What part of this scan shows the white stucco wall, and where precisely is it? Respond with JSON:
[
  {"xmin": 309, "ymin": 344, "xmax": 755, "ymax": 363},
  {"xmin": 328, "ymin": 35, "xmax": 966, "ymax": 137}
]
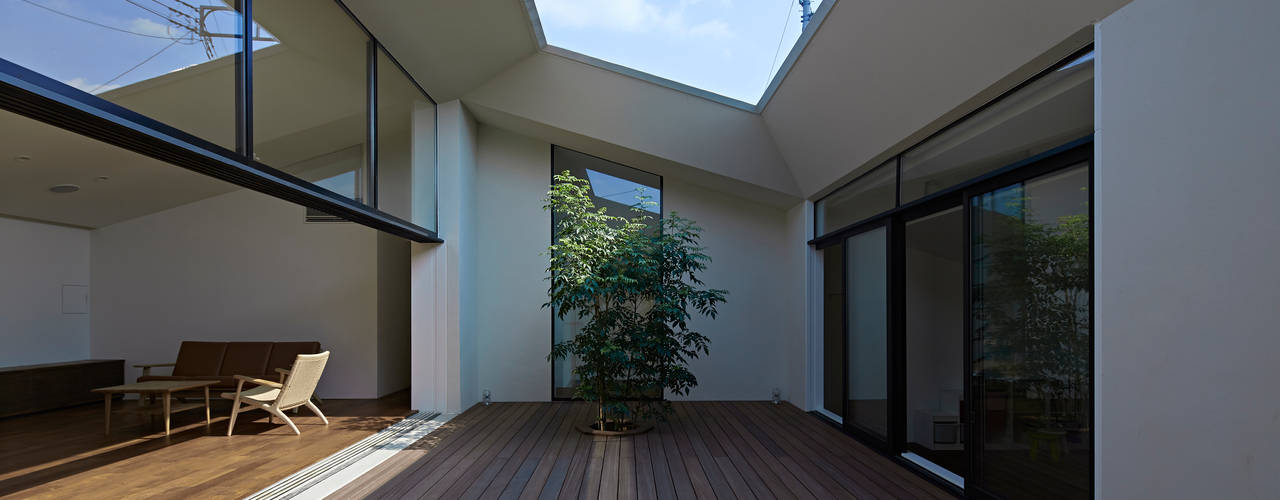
[
  {"xmin": 467, "ymin": 123, "xmax": 801, "ymax": 402},
  {"xmin": 0, "ymin": 217, "xmax": 91, "ymax": 367},
  {"xmin": 90, "ymin": 188, "xmax": 388, "ymax": 399},
  {"xmin": 662, "ymin": 180, "xmax": 795, "ymax": 401},
  {"xmin": 1095, "ymin": 0, "xmax": 1280, "ymax": 497},
  {"xmin": 473, "ymin": 124, "xmax": 552, "ymax": 402}
]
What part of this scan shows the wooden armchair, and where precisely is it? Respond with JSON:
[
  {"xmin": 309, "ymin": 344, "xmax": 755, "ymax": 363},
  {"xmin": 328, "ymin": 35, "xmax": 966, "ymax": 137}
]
[{"xmin": 222, "ymin": 351, "xmax": 330, "ymax": 436}]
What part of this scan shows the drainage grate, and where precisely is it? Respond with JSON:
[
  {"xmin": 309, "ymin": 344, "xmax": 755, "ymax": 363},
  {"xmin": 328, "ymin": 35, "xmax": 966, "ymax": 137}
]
[{"xmin": 245, "ymin": 410, "xmax": 441, "ymax": 500}]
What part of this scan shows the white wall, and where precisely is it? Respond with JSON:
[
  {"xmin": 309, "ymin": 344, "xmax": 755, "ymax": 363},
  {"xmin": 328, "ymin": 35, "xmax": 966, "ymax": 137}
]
[
  {"xmin": 783, "ymin": 202, "xmax": 811, "ymax": 408},
  {"xmin": 91, "ymin": 188, "xmax": 388, "ymax": 399},
  {"xmin": 466, "ymin": 123, "xmax": 802, "ymax": 403},
  {"xmin": 0, "ymin": 217, "xmax": 90, "ymax": 367},
  {"xmin": 473, "ymin": 124, "xmax": 552, "ymax": 402},
  {"xmin": 1095, "ymin": 0, "xmax": 1280, "ymax": 497},
  {"xmin": 411, "ymin": 99, "xmax": 479, "ymax": 413},
  {"xmin": 663, "ymin": 181, "xmax": 795, "ymax": 401}
]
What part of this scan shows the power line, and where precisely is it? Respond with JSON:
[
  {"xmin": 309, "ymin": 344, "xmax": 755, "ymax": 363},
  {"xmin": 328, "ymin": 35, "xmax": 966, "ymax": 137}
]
[
  {"xmin": 18, "ymin": 0, "xmax": 184, "ymax": 40},
  {"xmin": 89, "ymin": 36, "xmax": 185, "ymax": 93},
  {"xmin": 765, "ymin": 0, "xmax": 797, "ymax": 87}
]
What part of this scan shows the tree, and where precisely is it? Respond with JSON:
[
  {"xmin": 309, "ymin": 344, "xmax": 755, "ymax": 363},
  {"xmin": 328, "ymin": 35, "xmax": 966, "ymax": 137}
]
[{"xmin": 544, "ymin": 171, "xmax": 727, "ymax": 432}]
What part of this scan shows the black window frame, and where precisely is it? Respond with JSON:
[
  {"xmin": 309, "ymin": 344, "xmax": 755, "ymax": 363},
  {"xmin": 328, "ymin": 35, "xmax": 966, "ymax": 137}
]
[
  {"xmin": 0, "ymin": 0, "xmax": 441, "ymax": 242},
  {"xmin": 809, "ymin": 44, "xmax": 1097, "ymax": 499},
  {"xmin": 548, "ymin": 145, "xmax": 665, "ymax": 402}
]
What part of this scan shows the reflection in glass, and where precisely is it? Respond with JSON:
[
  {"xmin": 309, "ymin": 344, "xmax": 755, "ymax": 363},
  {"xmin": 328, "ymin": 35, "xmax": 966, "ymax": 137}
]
[
  {"xmin": 971, "ymin": 165, "xmax": 1091, "ymax": 499},
  {"xmin": 816, "ymin": 159, "xmax": 896, "ymax": 236},
  {"xmin": 846, "ymin": 226, "xmax": 887, "ymax": 438},
  {"xmin": 821, "ymin": 242, "xmax": 845, "ymax": 418},
  {"xmin": 252, "ymin": 0, "xmax": 368, "ymax": 203},
  {"xmin": 903, "ymin": 207, "xmax": 965, "ymax": 483},
  {"xmin": 376, "ymin": 49, "xmax": 436, "ymax": 230},
  {"xmin": 1, "ymin": 0, "xmax": 247, "ymax": 149},
  {"xmin": 901, "ymin": 52, "xmax": 1094, "ymax": 203},
  {"xmin": 551, "ymin": 147, "xmax": 661, "ymax": 399}
]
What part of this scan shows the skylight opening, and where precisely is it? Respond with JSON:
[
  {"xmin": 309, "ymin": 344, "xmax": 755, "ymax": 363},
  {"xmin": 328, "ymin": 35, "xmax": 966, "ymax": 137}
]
[
  {"xmin": 586, "ymin": 169, "xmax": 660, "ymax": 213},
  {"xmin": 532, "ymin": 0, "xmax": 826, "ymax": 105}
]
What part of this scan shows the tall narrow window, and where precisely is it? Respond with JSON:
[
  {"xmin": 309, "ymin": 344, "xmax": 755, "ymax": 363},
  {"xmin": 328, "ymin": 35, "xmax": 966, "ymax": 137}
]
[
  {"xmin": 550, "ymin": 146, "xmax": 661, "ymax": 399},
  {"xmin": 376, "ymin": 48, "xmax": 437, "ymax": 231}
]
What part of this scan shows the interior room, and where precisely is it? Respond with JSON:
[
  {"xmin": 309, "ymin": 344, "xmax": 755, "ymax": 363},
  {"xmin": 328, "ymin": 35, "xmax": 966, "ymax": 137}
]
[{"xmin": 0, "ymin": 109, "xmax": 412, "ymax": 498}]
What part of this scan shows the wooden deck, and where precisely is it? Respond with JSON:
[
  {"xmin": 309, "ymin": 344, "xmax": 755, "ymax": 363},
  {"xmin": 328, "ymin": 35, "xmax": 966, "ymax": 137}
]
[
  {"xmin": 332, "ymin": 401, "xmax": 951, "ymax": 499},
  {"xmin": 0, "ymin": 391, "xmax": 411, "ymax": 499}
]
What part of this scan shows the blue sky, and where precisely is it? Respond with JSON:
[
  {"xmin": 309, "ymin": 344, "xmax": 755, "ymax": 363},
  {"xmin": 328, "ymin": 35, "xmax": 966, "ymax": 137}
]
[
  {"xmin": 534, "ymin": 0, "xmax": 823, "ymax": 104},
  {"xmin": 0, "ymin": 0, "xmax": 246, "ymax": 94}
]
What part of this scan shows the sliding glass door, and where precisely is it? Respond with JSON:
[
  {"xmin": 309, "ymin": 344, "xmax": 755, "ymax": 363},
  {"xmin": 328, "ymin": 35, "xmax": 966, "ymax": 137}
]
[
  {"xmin": 969, "ymin": 163, "xmax": 1091, "ymax": 499},
  {"xmin": 902, "ymin": 206, "xmax": 966, "ymax": 485},
  {"xmin": 846, "ymin": 226, "xmax": 888, "ymax": 439},
  {"xmin": 819, "ymin": 224, "xmax": 889, "ymax": 442}
]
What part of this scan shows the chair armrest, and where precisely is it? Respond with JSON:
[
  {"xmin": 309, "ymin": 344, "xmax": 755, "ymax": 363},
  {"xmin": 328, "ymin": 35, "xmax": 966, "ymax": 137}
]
[
  {"xmin": 275, "ymin": 368, "xmax": 291, "ymax": 383},
  {"xmin": 133, "ymin": 362, "xmax": 176, "ymax": 377},
  {"xmin": 233, "ymin": 374, "xmax": 283, "ymax": 388}
]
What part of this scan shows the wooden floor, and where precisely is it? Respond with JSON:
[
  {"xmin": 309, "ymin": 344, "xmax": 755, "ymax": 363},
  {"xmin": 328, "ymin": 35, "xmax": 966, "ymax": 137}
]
[
  {"xmin": 333, "ymin": 401, "xmax": 951, "ymax": 499},
  {"xmin": 0, "ymin": 391, "xmax": 411, "ymax": 499}
]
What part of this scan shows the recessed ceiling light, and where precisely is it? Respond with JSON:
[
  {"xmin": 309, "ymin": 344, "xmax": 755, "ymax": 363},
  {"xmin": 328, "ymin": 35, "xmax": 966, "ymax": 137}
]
[
  {"xmin": 49, "ymin": 184, "xmax": 80, "ymax": 193},
  {"xmin": 95, "ymin": 176, "xmax": 110, "ymax": 182},
  {"xmin": 13, "ymin": 155, "xmax": 31, "ymax": 161}
]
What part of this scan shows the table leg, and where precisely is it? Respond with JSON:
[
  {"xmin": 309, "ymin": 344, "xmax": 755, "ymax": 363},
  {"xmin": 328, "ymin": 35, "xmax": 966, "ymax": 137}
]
[
  {"xmin": 104, "ymin": 394, "xmax": 112, "ymax": 436},
  {"xmin": 163, "ymin": 392, "xmax": 171, "ymax": 436},
  {"xmin": 204, "ymin": 386, "xmax": 211, "ymax": 426}
]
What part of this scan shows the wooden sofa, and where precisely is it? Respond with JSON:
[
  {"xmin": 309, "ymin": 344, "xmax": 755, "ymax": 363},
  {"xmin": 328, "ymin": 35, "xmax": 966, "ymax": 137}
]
[{"xmin": 135, "ymin": 341, "xmax": 321, "ymax": 393}]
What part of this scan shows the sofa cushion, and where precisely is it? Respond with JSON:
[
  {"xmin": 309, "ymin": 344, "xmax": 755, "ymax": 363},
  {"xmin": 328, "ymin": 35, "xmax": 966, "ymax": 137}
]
[
  {"xmin": 172, "ymin": 342, "xmax": 227, "ymax": 377},
  {"xmin": 219, "ymin": 342, "xmax": 273, "ymax": 378},
  {"xmin": 267, "ymin": 342, "xmax": 322, "ymax": 374}
]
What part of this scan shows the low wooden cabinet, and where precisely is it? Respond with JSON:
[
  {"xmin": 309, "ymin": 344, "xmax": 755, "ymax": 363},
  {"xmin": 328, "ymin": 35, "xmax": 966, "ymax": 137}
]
[{"xmin": 0, "ymin": 359, "xmax": 124, "ymax": 418}]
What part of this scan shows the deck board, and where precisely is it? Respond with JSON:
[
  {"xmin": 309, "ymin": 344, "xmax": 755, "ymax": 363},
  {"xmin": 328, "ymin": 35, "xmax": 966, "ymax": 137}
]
[
  {"xmin": 0, "ymin": 391, "xmax": 412, "ymax": 500},
  {"xmin": 331, "ymin": 401, "xmax": 950, "ymax": 499}
]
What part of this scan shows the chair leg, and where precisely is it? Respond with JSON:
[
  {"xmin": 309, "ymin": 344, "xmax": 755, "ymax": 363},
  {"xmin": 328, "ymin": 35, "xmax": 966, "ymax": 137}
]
[
  {"xmin": 227, "ymin": 401, "xmax": 242, "ymax": 436},
  {"xmin": 305, "ymin": 400, "xmax": 329, "ymax": 425},
  {"xmin": 270, "ymin": 407, "xmax": 300, "ymax": 435}
]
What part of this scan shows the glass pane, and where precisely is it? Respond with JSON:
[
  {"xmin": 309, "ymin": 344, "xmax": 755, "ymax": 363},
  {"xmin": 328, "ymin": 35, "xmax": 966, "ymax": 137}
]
[
  {"xmin": 821, "ymin": 243, "xmax": 845, "ymax": 418},
  {"xmin": 252, "ymin": 0, "xmax": 368, "ymax": 203},
  {"xmin": 551, "ymin": 147, "xmax": 661, "ymax": 399},
  {"xmin": 1, "ymin": 0, "xmax": 242, "ymax": 150},
  {"xmin": 376, "ymin": 49, "xmax": 436, "ymax": 230},
  {"xmin": 816, "ymin": 159, "xmax": 896, "ymax": 236},
  {"xmin": 972, "ymin": 164, "xmax": 1091, "ymax": 499},
  {"xmin": 901, "ymin": 52, "xmax": 1094, "ymax": 203},
  {"xmin": 847, "ymin": 226, "xmax": 888, "ymax": 438},
  {"xmin": 904, "ymin": 206, "xmax": 966, "ymax": 482}
]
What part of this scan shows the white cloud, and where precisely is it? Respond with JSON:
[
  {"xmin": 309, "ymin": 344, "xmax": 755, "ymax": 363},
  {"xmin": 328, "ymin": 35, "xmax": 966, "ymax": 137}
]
[
  {"xmin": 62, "ymin": 77, "xmax": 122, "ymax": 95},
  {"xmin": 537, "ymin": 0, "xmax": 733, "ymax": 39},
  {"xmin": 128, "ymin": 17, "xmax": 173, "ymax": 38}
]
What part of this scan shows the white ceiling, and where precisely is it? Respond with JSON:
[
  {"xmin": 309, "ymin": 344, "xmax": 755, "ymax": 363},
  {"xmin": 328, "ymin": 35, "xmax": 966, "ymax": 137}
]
[
  {"xmin": 342, "ymin": 0, "xmax": 539, "ymax": 103},
  {"xmin": 0, "ymin": 111, "xmax": 233, "ymax": 228},
  {"xmin": 762, "ymin": 0, "xmax": 1132, "ymax": 198}
]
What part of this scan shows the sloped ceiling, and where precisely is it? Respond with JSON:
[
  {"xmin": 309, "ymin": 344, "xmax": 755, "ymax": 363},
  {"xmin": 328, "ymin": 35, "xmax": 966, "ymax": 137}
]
[
  {"xmin": 341, "ymin": 0, "xmax": 539, "ymax": 102},
  {"xmin": 762, "ymin": 0, "xmax": 1132, "ymax": 198},
  {"xmin": 463, "ymin": 52, "xmax": 801, "ymax": 202}
]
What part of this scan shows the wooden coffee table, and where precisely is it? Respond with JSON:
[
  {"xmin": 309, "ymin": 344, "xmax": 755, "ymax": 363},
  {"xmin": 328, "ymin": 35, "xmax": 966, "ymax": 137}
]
[{"xmin": 92, "ymin": 380, "xmax": 218, "ymax": 436}]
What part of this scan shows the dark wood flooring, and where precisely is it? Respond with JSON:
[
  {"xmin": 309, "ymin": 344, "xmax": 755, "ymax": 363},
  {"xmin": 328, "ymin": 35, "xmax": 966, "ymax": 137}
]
[
  {"xmin": 0, "ymin": 391, "xmax": 411, "ymax": 499},
  {"xmin": 332, "ymin": 401, "xmax": 951, "ymax": 499}
]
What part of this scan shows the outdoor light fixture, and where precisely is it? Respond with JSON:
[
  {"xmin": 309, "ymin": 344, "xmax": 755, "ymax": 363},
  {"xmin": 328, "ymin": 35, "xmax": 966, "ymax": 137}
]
[
  {"xmin": 482, "ymin": 389, "xmax": 491, "ymax": 406},
  {"xmin": 772, "ymin": 388, "xmax": 781, "ymax": 405}
]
